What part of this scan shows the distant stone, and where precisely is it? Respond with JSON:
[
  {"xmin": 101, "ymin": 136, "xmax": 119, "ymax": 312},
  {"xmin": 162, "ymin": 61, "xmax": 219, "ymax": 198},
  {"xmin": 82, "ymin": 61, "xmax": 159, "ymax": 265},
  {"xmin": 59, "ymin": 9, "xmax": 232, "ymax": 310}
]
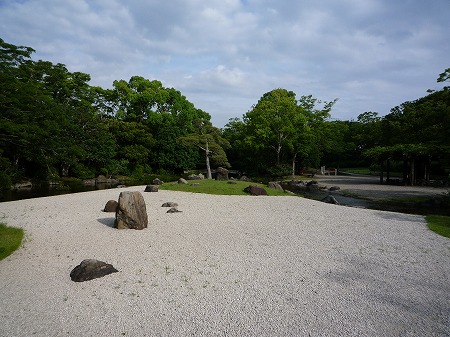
[
  {"xmin": 306, "ymin": 180, "xmax": 318, "ymax": 186},
  {"xmin": 115, "ymin": 191, "xmax": 148, "ymax": 230},
  {"xmin": 103, "ymin": 200, "xmax": 118, "ymax": 212},
  {"xmin": 191, "ymin": 183, "xmax": 200, "ymax": 186},
  {"xmin": 329, "ymin": 186, "xmax": 340, "ymax": 191},
  {"xmin": 96, "ymin": 175, "xmax": 108, "ymax": 183},
  {"xmin": 187, "ymin": 173, "xmax": 204, "ymax": 180},
  {"xmin": 227, "ymin": 181, "xmax": 238, "ymax": 184},
  {"xmin": 240, "ymin": 175, "xmax": 251, "ymax": 182},
  {"xmin": 216, "ymin": 167, "xmax": 229, "ymax": 180},
  {"xmin": 322, "ymin": 195, "xmax": 340, "ymax": 205},
  {"xmin": 13, "ymin": 181, "xmax": 32, "ymax": 189},
  {"xmin": 70, "ymin": 259, "xmax": 118, "ymax": 282},
  {"xmin": 244, "ymin": 185, "xmax": 268, "ymax": 196},
  {"xmin": 144, "ymin": 184, "xmax": 159, "ymax": 192},
  {"xmin": 152, "ymin": 178, "xmax": 164, "ymax": 185},
  {"xmin": 308, "ymin": 184, "xmax": 320, "ymax": 191},
  {"xmin": 268, "ymin": 181, "xmax": 283, "ymax": 191},
  {"xmin": 167, "ymin": 207, "xmax": 182, "ymax": 213},
  {"xmin": 162, "ymin": 202, "xmax": 178, "ymax": 207},
  {"xmin": 178, "ymin": 178, "xmax": 188, "ymax": 184},
  {"xmin": 280, "ymin": 180, "xmax": 307, "ymax": 193}
]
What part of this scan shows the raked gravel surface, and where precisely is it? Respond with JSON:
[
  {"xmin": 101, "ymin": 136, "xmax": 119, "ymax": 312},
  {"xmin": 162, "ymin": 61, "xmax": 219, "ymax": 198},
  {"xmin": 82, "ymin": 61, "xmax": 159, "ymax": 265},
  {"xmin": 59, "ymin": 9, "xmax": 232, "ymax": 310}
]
[{"xmin": 0, "ymin": 186, "xmax": 449, "ymax": 337}]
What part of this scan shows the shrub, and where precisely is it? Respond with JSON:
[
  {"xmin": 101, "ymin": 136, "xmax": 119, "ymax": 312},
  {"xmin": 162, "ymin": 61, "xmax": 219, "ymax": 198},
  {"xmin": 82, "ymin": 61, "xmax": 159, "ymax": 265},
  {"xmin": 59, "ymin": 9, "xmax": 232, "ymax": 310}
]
[{"xmin": 0, "ymin": 172, "xmax": 12, "ymax": 190}]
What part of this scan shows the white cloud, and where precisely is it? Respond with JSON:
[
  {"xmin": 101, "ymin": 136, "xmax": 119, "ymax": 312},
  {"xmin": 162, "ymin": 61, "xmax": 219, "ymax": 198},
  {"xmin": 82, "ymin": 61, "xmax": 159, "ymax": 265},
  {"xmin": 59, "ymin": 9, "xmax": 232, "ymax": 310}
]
[{"xmin": 1, "ymin": 0, "xmax": 449, "ymax": 126}]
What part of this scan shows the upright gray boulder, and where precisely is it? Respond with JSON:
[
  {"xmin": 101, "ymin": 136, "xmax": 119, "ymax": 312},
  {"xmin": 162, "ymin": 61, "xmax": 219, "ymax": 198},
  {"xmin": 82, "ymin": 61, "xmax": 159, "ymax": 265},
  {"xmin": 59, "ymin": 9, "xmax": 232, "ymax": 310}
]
[
  {"xmin": 178, "ymin": 178, "xmax": 188, "ymax": 184},
  {"xmin": 115, "ymin": 191, "xmax": 148, "ymax": 230},
  {"xmin": 268, "ymin": 181, "xmax": 283, "ymax": 191},
  {"xmin": 216, "ymin": 167, "xmax": 229, "ymax": 180},
  {"xmin": 152, "ymin": 178, "xmax": 164, "ymax": 185}
]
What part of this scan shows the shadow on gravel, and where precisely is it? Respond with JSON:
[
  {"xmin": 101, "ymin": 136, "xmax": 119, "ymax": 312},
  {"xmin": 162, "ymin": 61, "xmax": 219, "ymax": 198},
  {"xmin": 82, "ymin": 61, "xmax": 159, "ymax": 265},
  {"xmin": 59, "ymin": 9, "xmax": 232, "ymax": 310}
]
[{"xmin": 97, "ymin": 217, "xmax": 115, "ymax": 228}]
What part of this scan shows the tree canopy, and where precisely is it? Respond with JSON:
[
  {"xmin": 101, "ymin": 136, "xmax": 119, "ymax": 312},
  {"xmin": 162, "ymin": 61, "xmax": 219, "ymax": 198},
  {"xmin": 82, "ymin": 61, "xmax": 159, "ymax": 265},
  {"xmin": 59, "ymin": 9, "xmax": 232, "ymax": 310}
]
[{"xmin": 0, "ymin": 38, "xmax": 448, "ymax": 188}]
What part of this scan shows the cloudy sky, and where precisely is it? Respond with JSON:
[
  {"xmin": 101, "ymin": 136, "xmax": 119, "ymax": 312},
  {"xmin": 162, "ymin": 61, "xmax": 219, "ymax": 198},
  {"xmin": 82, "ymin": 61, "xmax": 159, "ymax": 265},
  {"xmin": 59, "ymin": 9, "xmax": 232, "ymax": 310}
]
[{"xmin": 1, "ymin": 0, "xmax": 449, "ymax": 127}]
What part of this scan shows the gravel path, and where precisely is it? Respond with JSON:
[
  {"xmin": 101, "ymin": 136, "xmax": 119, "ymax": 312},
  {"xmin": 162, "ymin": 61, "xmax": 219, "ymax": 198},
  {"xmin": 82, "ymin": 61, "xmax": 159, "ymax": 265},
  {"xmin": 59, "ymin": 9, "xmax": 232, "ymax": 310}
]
[
  {"xmin": 0, "ymin": 187, "xmax": 449, "ymax": 336},
  {"xmin": 316, "ymin": 175, "xmax": 449, "ymax": 200}
]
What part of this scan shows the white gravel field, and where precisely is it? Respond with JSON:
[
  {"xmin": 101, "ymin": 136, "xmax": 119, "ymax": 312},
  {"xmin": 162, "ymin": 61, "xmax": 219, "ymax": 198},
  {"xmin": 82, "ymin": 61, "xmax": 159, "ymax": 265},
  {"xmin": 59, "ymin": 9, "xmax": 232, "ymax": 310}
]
[{"xmin": 0, "ymin": 187, "xmax": 449, "ymax": 336}]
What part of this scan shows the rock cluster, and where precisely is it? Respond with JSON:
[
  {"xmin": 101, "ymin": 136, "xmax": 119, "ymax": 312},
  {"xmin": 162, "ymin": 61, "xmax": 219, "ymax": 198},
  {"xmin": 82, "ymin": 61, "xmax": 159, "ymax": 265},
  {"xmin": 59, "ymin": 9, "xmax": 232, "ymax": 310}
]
[{"xmin": 187, "ymin": 173, "xmax": 204, "ymax": 180}]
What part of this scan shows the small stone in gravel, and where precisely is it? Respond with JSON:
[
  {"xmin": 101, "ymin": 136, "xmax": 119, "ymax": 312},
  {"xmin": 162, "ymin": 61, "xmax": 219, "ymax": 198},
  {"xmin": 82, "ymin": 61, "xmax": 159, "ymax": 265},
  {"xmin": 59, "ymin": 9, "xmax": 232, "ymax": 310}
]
[
  {"xmin": 144, "ymin": 185, "xmax": 159, "ymax": 192},
  {"xmin": 167, "ymin": 207, "xmax": 182, "ymax": 213},
  {"xmin": 103, "ymin": 200, "xmax": 118, "ymax": 212},
  {"xmin": 162, "ymin": 202, "xmax": 178, "ymax": 207},
  {"xmin": 70, "ymin": 259, "xmax": 118, "ymax": 282}
]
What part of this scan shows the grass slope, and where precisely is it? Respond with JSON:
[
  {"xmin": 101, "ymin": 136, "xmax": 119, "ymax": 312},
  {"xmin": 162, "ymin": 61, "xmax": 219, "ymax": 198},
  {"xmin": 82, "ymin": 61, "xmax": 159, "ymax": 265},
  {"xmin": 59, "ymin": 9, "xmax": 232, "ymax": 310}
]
[
  {"xmin": 159, "ymin": 179, "xmax": 289, "ymax": 196},
  {"xmin": 425, "ymin": 215, "xmax": 450, "ymax": 238},
  {"xmin": 0, "ymin": 223, "xmax": 24, "ymax": 260}
]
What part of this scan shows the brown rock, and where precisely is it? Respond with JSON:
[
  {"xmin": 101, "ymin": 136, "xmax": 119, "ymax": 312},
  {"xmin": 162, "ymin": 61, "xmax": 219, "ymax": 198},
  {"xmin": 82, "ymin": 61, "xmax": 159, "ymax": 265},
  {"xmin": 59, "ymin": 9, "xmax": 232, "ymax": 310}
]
[
  {"xmin": 103, "ymin": 200, "xmax": 118, "ymax": 212},
  {"xmin": 162, "ymin": 202, "xmax": 178, "ymax": 207},
  {"xmin": 152, "ymin": 178, "xmax": 164, "ymax": 185},
  {"xmin": 144, "ymin": 184, "xmax": 159, "ymax": 192},
  {"xmin": 115, "ymin": 191, "xmax": 148, "ymax": 230},
  {"xmin": 244, "ymin": 185, "xmax": 268, "ymax": 196},
  {"xmin": 268, "ymin": 181, "xmax": 283, "ymax": 191},
  {"xmin": 166, "ymin": 207, "xmax": 182, "ymax": 213},
  {"xmin": 216, "ymin": 167, "xmax": 229, "ymax": 180},
  {"xmin": 70, "ymin": 259, "xmax": 118, "ymax": 282}
]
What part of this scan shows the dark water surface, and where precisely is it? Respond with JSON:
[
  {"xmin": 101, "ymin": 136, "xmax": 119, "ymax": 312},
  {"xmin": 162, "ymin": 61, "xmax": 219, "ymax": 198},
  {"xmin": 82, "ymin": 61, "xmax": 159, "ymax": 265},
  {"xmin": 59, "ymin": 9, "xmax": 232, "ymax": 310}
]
[{"xmin": 0, "ymin": 181, "xmax": 133, "ymax": 203}]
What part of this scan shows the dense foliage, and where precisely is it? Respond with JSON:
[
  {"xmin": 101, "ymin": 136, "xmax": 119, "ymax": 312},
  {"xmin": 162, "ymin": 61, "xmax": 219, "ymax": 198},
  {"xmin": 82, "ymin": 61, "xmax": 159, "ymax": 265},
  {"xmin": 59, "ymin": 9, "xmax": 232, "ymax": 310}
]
[
  {"xmin": 1, "ymin": 38, "xmax": 448, "ymax": 187},
  {"xmin": 0, "ymin": 39, "xmax": 216, "ymax": 187}
]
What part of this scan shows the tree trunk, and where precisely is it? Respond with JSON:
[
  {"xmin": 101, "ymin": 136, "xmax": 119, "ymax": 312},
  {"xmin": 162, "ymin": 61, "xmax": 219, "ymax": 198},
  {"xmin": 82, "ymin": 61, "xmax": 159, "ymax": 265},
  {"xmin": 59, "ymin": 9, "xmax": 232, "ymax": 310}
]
[
  {"xmin": 291, "ymin": 152, "xmax": 297, "ymax": 178},
  {"xmin": 379, "ymin": 160, "xmax": 384, "ymax": 184},
  {"xmin": 386, "ymin": 159, "xmax": 390, "ymax": 181},
  {"xmin": 276, "ymin": 144, "xmax": 281, "ymax": 165},
  {"xmin": 205, "ymin": 139, "xmax": 212, "ymax": 179}
]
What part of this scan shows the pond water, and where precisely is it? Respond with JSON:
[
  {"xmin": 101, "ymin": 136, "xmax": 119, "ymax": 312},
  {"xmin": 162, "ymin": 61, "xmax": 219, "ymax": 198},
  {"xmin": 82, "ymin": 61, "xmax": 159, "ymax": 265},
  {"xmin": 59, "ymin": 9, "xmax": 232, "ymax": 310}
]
[
  {"xmin": 299, "ymin": 190, "xmax": 450, "ymax": 216},
  {"xmin": 0, "ymin": 181, "xmax": 135, "ymax": 203}
]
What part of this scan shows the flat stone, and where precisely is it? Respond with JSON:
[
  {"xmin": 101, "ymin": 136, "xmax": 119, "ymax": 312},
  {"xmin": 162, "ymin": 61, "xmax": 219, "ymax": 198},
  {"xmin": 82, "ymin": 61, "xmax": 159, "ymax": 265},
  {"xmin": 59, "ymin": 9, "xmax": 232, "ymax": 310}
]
[
  {"xmin": 70, "ymin": 259, "xmax": 118, "ymax": 282},
  {"xmin": 162, "ymin": 202, "xmax": 178, "ymax": 207}
]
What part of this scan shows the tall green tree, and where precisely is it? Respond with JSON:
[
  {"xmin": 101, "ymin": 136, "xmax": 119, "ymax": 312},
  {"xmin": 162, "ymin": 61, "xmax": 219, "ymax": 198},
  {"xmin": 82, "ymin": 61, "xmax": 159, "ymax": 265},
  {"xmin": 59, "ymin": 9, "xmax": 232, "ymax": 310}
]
[
  {"xmin": 244, "ymin": 89, "xmax": 298, "ymax": 166},
  {"xmin": 179, "ymin": 118, "xmax": 230, "ymax": 179}
]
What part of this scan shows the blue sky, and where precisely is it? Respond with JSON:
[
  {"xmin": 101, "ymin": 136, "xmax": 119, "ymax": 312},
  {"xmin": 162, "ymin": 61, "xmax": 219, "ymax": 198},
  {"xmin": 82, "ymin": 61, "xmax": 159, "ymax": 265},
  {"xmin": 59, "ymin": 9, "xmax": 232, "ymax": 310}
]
[{"xmin": 1, "ymin": 0, "xmax": 449, "ymax": 127}]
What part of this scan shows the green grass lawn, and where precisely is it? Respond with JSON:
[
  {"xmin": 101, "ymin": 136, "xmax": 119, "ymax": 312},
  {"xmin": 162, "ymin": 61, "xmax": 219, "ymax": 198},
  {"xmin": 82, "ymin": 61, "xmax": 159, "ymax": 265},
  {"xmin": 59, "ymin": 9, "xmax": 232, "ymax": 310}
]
[
  {"xmin": 159, "ymin": 179, "xmax": 290, "ymax": 196},
  {"xmin": 425, "ymin": 215, "xmax": 450, "ymax": 238},
  {"xmin": 0, "ymin": 223, "xmax": 24, "ymax": 260}
]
